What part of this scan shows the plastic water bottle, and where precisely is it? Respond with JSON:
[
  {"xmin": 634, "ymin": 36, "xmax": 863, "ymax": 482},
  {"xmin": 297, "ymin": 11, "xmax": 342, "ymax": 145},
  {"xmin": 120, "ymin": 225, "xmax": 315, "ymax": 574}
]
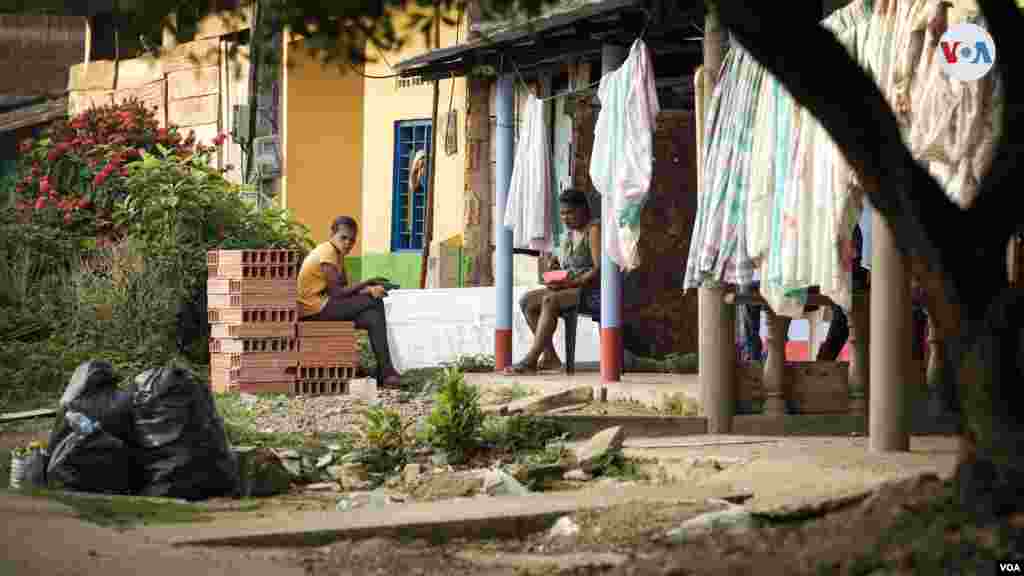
[
  {"xmin": 364, "ymin": 377, "xmax": 379, "ymax": 405},
  {"xmin": 66, "ymin": 411, "xmax": 99, "ymax": 436}
]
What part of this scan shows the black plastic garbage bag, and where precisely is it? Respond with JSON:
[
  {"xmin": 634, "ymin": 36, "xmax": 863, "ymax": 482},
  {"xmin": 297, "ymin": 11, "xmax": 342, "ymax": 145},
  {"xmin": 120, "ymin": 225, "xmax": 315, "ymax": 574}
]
[
  {"xmin": 48, "ymin": 361, "xmax": 135, "ymax": 449},
  {"xmin": 46, "ymin": 412, "xmax": 141, "ymax": 494},
  {"xmin": 132, "ymin": 365, "xmax": 238, "ymax": 501},
  {"xmin": 47, "ymin": 361, "xmax": 137, "ymax": 486}
]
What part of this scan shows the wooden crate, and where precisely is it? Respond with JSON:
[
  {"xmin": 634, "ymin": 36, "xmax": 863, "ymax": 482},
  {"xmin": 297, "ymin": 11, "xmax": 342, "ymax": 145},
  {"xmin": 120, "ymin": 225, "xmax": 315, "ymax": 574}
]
[
  {"xmin": 208, "ymin": 306, "xmax": 298, "ymax": 325},
  {"xmin": 784, "ymin": 361, "xmax": 850, "ymax": 414},
  {"xmin": 207, "ymin": 278, "xmax": 298, "ymax": 295},
  {"xmin": 207, "ymin": 293, "xmax": 297, "ymax": 308},
  {"xmin": 296, "ymin": 321, "xmax": 357, "ymax": 338},
  {"xmin": 292, "ymin": 378, "xmax": 349, "ymax": 396},
  {"xmin": 209, "ymin": 337, "xmax": 298, "ymax": 354},
  {"xmin": 210, "ymin": 322, "xmax": 296, "ymax": 339}
]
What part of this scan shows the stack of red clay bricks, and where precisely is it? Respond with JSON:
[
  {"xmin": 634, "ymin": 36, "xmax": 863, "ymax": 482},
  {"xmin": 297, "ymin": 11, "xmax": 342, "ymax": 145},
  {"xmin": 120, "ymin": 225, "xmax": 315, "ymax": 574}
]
[{"xmin": 206, "ymin": 249, "xmax": 363, "ymax": 396}]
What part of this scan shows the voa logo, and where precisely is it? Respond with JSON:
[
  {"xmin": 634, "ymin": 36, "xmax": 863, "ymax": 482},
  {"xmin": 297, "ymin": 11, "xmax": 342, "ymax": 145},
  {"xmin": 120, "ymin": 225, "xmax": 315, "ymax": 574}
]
[
  {"xmin": 938, "ymin": 22, "xmax": 996, "ymax": 82},
  {"xmin": 1001, "ymin": 562, "xmax": 1022, "ymax": 573}
]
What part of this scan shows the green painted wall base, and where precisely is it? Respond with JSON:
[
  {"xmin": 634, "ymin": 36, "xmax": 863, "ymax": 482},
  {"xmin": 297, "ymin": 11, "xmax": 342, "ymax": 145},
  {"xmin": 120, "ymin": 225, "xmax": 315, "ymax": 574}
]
[
  {"xmin": 351, "ymin": 250, "xmax": 475, "ymax": 289},
  {"xmin": 360, "ymin": 252, "xmax": 422, "ymax": 289}
]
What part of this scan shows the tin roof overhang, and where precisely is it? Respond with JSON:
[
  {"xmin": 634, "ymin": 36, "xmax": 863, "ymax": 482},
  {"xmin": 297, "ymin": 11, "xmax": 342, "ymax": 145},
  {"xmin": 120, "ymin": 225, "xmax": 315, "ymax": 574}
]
[{"xmin": 394, "ymin": 0, "xmax": 661, "ymax": 79}]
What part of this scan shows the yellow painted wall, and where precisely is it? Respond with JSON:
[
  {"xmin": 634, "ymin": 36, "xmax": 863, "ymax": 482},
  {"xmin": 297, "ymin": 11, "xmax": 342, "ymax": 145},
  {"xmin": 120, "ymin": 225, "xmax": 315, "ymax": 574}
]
[
  {"xmin": 284, "ymin": 38, "xmax": 365, "ymax": 250},
  {"xmin": 361, "ymin": 12, "xmax": 467, "ymax": 256}
]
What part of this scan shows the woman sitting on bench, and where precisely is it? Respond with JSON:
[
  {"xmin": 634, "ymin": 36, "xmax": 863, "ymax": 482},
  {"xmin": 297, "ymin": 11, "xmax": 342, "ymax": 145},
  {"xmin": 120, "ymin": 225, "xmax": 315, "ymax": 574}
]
[
  {"xmin": 507, "ymin": 188, "xmax": 601, "ymax": 374},
  {"xmin": 297, "ymin": 216, "xmax": 401, "ymax": 387}
]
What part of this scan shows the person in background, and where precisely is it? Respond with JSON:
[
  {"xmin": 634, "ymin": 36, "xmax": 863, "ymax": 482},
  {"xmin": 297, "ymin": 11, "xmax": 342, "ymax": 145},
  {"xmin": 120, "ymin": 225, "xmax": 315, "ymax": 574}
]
[
  {"xmin": 737, "ymin": 271, "xmax": 765, "ymax": 363},
  {"xmin": 507, "ymin": 188, "xmax": 600, "ymax": 374},
  {"xmin": 817, "ymin": 224, "xmax": 869, "ymax": 361},
  {"xmin": 297, "ymin": 216, "xmax": 401, "ymax": 387}
]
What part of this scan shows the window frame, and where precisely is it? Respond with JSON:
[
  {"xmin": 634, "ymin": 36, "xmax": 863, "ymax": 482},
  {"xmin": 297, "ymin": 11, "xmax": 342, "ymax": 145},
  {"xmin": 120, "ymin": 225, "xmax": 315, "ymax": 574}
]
[{"xmin": 390, "ymin": 118, "xmax": 434, "ymax": 253}]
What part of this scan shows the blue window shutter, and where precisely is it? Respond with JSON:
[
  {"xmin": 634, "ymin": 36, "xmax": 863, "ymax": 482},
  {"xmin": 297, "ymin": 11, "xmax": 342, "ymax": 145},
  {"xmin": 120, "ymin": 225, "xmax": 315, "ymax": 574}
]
[{"xmin": 391, "ymin": 119, "xmax": 433, "ymax": 252}]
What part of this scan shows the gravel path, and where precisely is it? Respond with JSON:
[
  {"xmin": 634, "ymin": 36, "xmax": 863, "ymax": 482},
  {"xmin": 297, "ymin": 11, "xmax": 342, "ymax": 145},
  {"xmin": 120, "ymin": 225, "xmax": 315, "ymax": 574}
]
[{"xmin": 235, "ymin": 388, "xmax": 434, "ymax": 437}]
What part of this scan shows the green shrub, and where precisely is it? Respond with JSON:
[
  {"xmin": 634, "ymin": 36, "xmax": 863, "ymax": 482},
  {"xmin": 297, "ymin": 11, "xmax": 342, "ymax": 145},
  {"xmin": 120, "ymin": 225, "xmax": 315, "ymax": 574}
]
[
  {"xmin": 360, "ymin": 406, "xmax": 413, "ymax": 454},
  {"xmin": 481, "ymin": 415, "xmax": 565, "ymax": 453},
  {"xmin": 1, "ymin": 102, "xmax": 311, "ymax": 408},
  {"xmin": 424, "ymin": 367, "xmax": 484, "ymax": 463},
  {"xmin": 445, "ymin": 354, "xmax": 495, "ymax": 373}
]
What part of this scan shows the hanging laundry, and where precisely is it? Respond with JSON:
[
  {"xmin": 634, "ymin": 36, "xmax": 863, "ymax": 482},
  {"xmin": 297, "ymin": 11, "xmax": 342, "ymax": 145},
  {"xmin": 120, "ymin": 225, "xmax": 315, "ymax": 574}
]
[
  {"xmin": 588, "ymin": 38, "xmax": 660, "ymax": 272},
  {"xmin": 907, "ymin": 2, "xmax": 998, "ymax": 209},
  {"xmin": 686, "ymin": 0, "xmax": 1000, "ymax": 318},
  {"xmin": 684, "ymin": 46, "xmax": 766, "ymax": 291},
  {"xmin": 503, "ymin": 93, "xmax": 553, "ymax": 252}
]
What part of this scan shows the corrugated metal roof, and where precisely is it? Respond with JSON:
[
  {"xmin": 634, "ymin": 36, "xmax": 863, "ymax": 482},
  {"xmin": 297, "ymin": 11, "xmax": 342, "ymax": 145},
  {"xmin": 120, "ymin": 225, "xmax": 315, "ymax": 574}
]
[{"xmin": 395, "ymin": 0, "xmax": 644, "ymax": 76}]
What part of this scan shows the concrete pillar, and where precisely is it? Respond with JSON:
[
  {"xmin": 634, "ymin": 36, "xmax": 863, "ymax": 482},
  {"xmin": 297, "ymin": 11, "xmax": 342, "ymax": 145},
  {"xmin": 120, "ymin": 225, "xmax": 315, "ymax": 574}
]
[
  {"xmin": 599, "ymin": 43, "xmax": 628, "ymax": 384},
  {"xmin": 848, "ymin": 291, "xmax": 870, "ymax": 416},
  {"xmin": 869, "ymin": 210, "xmax": 912, "ymax": 452},
  {"xmin": 761, "ymin": 309, "xmax": 789, "ymax": 416},
  {"xmin": 494, "ymin": 73, "xmax": 515, "ymax": 370},
  {"xmin": 697, "ymin": 10, "xmax": 734, "ymax": 433}
]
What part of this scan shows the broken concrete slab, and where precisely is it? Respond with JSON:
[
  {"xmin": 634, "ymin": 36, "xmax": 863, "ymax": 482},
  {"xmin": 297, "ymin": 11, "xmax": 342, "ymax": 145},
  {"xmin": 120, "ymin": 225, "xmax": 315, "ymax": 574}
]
[
  {"xmin": 542, "ymin": 403, "xmax": 590, "ymax": 415},
  {"xmin": 488, "ymin": 387, "xmax": 594, "ymax": 416},
  {"xmin": 481, "ymin": 469, "xmax": 529, "ymax": 497},
  {"xmin": 664, "ymin": 501, "xmax": 757, "ymax": 542},
  {"xmin": 573, "ymin": 426, "xmax": 625, "ymax": 473},
  {"xmin": 328, "ymin": 463, "xmax": 371, "ymax": 491},
  {"xmin": 410, "ymin": 471, "xmax": 485, "ymax": 501},
  {"xmin": 0, "ymin": 408, "xmax": 57, "ymax": 424},
  {"xmin": 147, "ymin": 484, "xmax": 742, "ymax": 548},
  {"xmin": 563, "ymin": 469, "xmax": 592, "ymax": 482},
  {"xmin": 546, "ymin": 415, "xmax": 707, "ymax": 439},
  {"xmin": 548, "ymin": 515, "xmax": 581, "ymax": 538}
]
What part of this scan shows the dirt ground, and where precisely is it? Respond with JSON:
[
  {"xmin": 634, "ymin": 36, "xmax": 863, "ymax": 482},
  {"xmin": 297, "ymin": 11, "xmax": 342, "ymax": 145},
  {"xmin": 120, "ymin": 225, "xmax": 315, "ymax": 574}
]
[
  {"xmin": 4, "ymin": 416, "xmax": 1020, "ymax": 575},
  {"xmin": 292, "ymin": 474, "xmax": 1023, "ymax": 575}
]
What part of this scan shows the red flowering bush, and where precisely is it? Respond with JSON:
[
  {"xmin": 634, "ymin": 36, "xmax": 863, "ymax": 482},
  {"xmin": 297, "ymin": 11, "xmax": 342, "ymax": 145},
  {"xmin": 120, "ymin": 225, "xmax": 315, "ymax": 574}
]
[{"xmin": 12, "ymin": 98, "xmax": 224, "ymax": 235}]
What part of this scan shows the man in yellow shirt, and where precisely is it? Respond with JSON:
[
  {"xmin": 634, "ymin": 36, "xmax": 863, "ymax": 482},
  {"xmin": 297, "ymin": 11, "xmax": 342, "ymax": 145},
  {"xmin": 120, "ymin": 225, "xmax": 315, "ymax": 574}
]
[{"xmin": 297, "ymin": 216, "xmax": 401, "ymax": 387}]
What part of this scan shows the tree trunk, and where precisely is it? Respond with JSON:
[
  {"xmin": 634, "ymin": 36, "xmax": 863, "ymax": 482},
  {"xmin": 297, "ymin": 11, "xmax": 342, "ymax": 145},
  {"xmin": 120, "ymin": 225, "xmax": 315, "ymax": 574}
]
[{"xmin": 955, "ymin": 287, "xmax": 1024, "ymax": 520}]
